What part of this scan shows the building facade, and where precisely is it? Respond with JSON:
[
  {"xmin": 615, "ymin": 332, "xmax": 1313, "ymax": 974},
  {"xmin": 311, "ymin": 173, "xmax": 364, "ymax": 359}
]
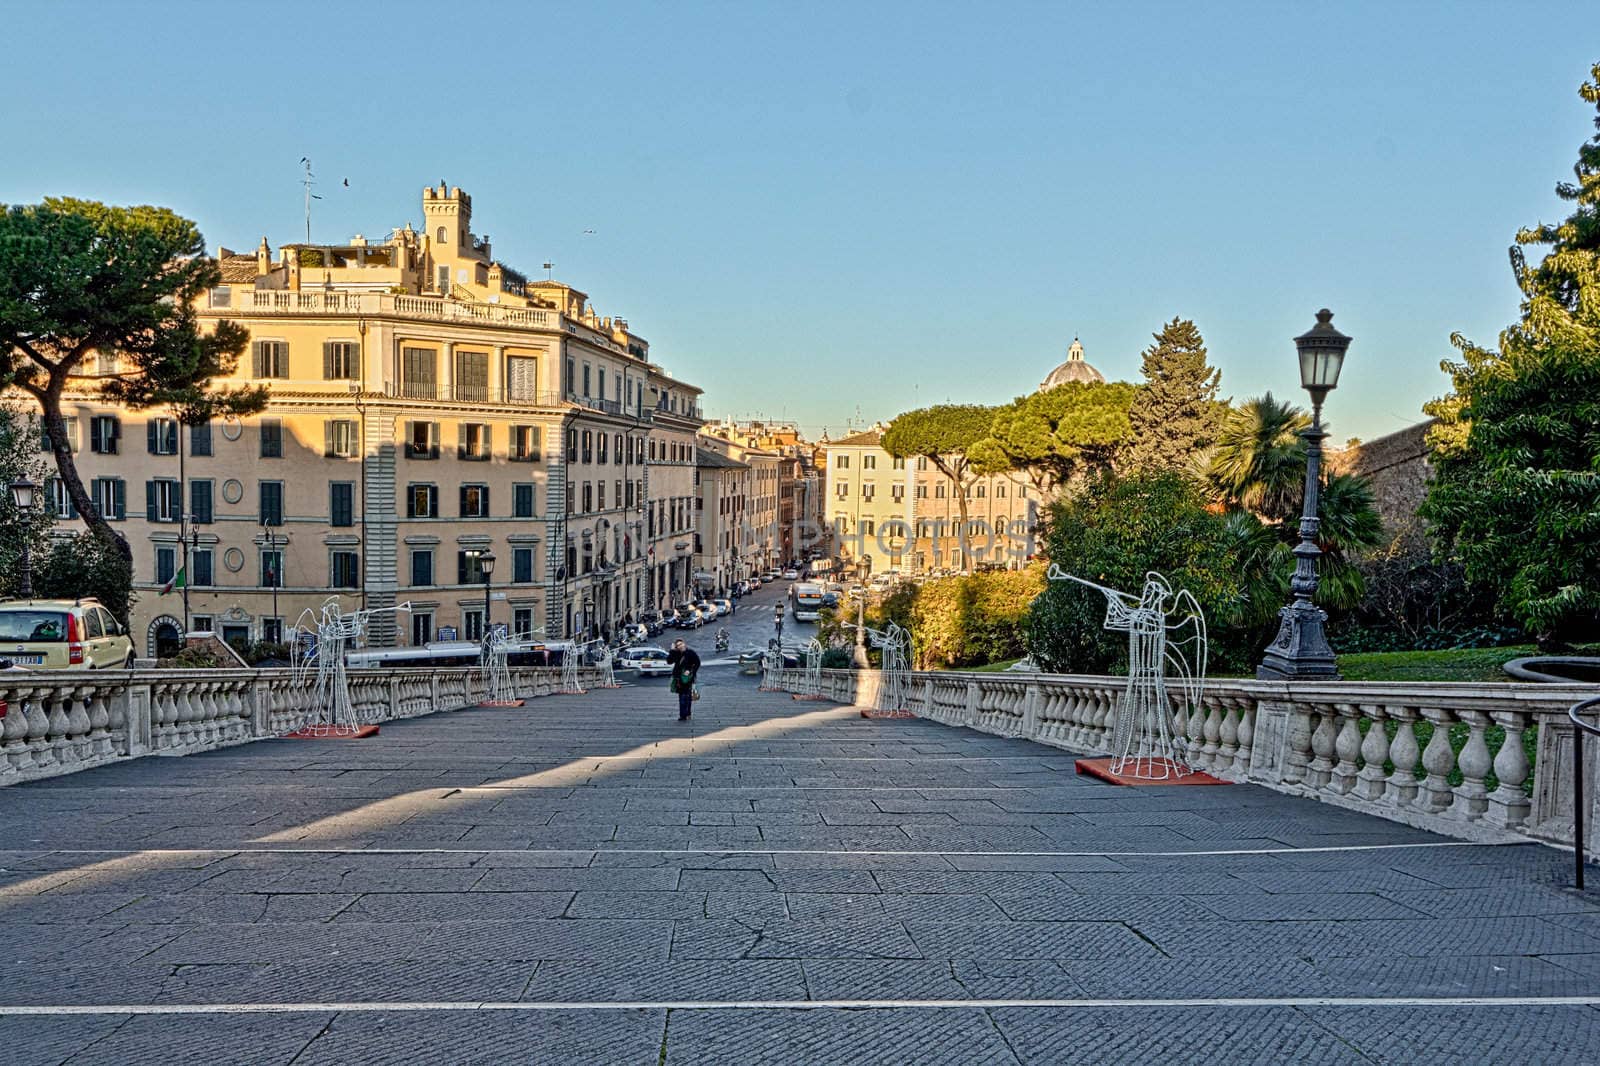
[
  {"xmin": 693, "ymin": 448, "xmax": 750, "ymax": 596},
  {"xmin": 29, "ymin": 183, "xmax": 705, "ymax": 654}
]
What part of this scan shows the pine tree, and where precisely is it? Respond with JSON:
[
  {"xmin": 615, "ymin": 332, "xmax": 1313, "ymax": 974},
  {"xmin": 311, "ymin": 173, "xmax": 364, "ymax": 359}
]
[
  {"xmin": 1119, "ymin": 317, "xmax": 1222, "ymax": 474},
  {"xmin": 1421, "ymin": 62, "xmax": 1600, "ymax": 647}
]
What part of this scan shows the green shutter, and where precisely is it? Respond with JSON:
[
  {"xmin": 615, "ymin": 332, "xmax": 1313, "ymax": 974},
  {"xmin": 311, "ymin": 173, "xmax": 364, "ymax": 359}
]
[{"xmin": 145, "ymin": 480, "xmax": 158, "ymax": 522}]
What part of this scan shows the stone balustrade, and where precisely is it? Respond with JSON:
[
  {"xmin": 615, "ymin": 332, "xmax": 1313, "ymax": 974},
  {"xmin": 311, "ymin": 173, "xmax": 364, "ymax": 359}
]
[
  {"xmin": 777, "ymin": 667, "xmax": 1600, "ymax": 856},
  {"xmin": 0, "ymin": 666, "xmax": 590, "ymax": 786}
]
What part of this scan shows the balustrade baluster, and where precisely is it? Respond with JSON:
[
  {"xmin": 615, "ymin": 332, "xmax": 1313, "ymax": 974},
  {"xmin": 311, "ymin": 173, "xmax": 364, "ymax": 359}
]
[
  {"xmin": 1233, "ymin": 698, "xmax": 1255, "ymax": 775},
  {"xmin": 1486, "ymin": 710, "xmax": 1532, "ymax": 829},
  {"xmin": 1218, "ymin": 697, "xmax": 1240, "ymax": 767},
  {"xmin": 1418, "ymin": 708, "xmax": 1458, "ymax": 813},
  {"xmin": 1454, "ymin": 710, "xmax": 1493, "ymax": 820},
  {"xmin": 3, "ymin": 686, "xmax": 37, "ymax": 773},
  {"xmin": 1307, "ymin": 707, "xmax": 1337, "ymax": 789},
  {"xmin": 1284, "ymin": 702, "xmax": 1313, "ymax": 785},
  {"xmin": 1200, "ymin": 699, "xmax": 1223, "ymax": 768},
  {"xmin": 1386, "ymin": 707, "xmax": 1421, "ymax": 809},
  {"xmin": 1354, "ymin": 703, "xmax": 1390, "ymax": 802},
  {"xmin": 1331, "ymin": 703, "xmax": 1363, "ymax": 795},
  {"xmin": 87, "ymin": 685, "xmax": 112, "ymax": 759},
  {"xmin": 46, "ymin": 695, "xmax": 73, "ymax": 766}
]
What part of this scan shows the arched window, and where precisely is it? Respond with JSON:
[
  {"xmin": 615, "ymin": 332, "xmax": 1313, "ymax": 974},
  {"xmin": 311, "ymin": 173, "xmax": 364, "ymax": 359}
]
[{"xmin": 436, "ymin": 226, "xmax": 448, "ymax": 245}]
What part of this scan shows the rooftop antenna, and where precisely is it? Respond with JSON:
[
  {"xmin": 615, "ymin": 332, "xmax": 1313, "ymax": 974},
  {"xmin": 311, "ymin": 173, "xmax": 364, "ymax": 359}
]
[
  {"xmin": 299, "ymin": 158, "xmax": 321, "ymax": 244},
  {"xmin": 543, "ymin": 261, "xmax": 555, "ymax": 280}
]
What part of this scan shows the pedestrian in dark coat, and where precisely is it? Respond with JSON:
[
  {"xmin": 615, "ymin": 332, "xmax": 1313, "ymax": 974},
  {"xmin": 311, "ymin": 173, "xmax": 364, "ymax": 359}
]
[{"xmin": 666, "ymin": 639, "xmax": 701, "ymax": 721}]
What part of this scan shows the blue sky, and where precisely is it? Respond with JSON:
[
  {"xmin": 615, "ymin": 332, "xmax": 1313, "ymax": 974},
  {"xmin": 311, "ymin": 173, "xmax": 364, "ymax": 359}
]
[{"xmin": 4, "ymin": 1, "xmax": 1594, "ymax": 444}]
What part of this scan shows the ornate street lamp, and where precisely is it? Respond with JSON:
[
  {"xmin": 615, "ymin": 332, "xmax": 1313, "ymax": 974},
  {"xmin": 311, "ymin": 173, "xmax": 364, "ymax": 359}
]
[
  {"xmin": 10, "ymin": 478, "xmax": 39, "ymax": 599},
  {"xmin": 478, "ymin": 550, "xmax": 497, "ymax": 644},
  {"xmin": 1258, "ymin": 309, "xmax": 1351, "ymax": 680},
  {"xmin": 773, "ymin": 602, "xmax": 784, "ymax": 648}
]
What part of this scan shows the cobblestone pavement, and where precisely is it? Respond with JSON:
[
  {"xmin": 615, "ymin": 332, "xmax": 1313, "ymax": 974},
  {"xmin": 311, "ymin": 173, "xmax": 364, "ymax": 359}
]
[{"xmin": 2, "ymin": 672, "xmax": 1599, "ymax": 1064}]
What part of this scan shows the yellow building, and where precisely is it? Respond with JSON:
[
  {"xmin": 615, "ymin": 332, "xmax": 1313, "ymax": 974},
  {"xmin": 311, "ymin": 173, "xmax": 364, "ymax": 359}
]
[
  {"xmin": 820, "ymin": 426, "xmax": 915, "ymax": 576},
  {"xmin": 35, "ymin": 183, "xmax": 704, "ymax": 655}
]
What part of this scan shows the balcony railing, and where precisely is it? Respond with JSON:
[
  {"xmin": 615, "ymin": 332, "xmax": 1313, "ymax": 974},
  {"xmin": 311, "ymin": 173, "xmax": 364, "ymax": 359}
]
[
  {"xmin": 382, "ymin": 382, "xmax": 566, "ymax": 406},
  {"xmin": 214, "ymin": 290, "xmax": 560, "ymax": 330}
]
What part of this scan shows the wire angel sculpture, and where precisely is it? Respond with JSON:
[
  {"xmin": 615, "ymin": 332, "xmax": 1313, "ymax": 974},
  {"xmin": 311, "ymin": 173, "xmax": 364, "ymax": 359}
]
[
  {"xmin": 868, "ymin": 621, "xmax": 914, "ymax": 714},
  {"xmin": 477, "ymin": 627, "xmax": 518, "ymax": 705},
  {"xmin": 758, "ymin": 642, "xmax": 787, "ymax": 692},
  {"xmin": 589, "ymin": 640, "xmax": 621, "ymax": 689},
  {"xmin": 793, "ymin": 638, "xmax": 827, "ymax": 701},
  {"xmin": 1046, "ymin": 565, "xmax": 1208, "ymax": 779},
  {"xmin": 558, "ymin": 641, "xmax": 587, "ymax": 695},
  {"xmin": 289, "ymin": 598, "xmax": 411, "ymax": 735}
]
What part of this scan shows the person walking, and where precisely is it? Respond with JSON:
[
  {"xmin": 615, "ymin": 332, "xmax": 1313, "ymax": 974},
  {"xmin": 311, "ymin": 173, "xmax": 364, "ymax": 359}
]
[{"xmin": 667, "ymin": 639, "xmax": 701, "ymax": 721}]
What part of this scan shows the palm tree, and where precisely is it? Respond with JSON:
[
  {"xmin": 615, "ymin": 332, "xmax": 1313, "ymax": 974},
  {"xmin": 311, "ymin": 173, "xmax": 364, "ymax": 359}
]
[{"xmin": 1207, "ymin": 393, "xmax": 1384, "ymax": 612}]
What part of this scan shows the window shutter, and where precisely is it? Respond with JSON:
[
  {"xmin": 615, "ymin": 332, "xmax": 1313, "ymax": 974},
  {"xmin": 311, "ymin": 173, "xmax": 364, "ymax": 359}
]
[
  {"xmin": 405, "ymin": 487, "xmax": 417, "ymax": 519},
  {"xmin": 192, "ymin": 481, "xmax": 212, "ymax": 524},
  {"xmin": 147, "ymin": 422, "xmax": 159, "ymax": 454},
  {"xmin": 458, "ymin": 553, "xmax": 469, "ymax": 584},
  {"xmin": 145, "ymin": 481, "xmax": 157, "ymax": 522},
  {"xmin": 323, "ymin": 341, "xmax": 334, "ymax": 380},
  {"xmin": 114, "ymin": 479, "xmax": 126, "ymax": 520},
  {"xmin": 252, "ymin": 341, "xmax": 264, "ymax": 378},
  {"xmin": 459, "ymin": 485, "xmax": 469, "ymax": 516},
  {"xmin": 191, "ymin": 421, "xmax": 212, "ymax": 457},
  {"xmin": 480, "ymin": 486, "xmax": 489, "ymax": 516},
  {"xmin": 325, "ymin": 420, "xmax": 335, "ymax": 457},
  {"xmin": 457, "ymin": 423, "xmax": 468, "ymax": 460}
]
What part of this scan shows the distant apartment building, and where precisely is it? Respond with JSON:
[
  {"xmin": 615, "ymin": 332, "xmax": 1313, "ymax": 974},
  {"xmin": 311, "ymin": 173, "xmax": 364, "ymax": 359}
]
[
  {"xmin": 22, "ymin": 182, "xmax": 705, "ymax": 654},
  {"xmin": 693, "ymin": 448, "xmax": 751, "ymax": 596}
]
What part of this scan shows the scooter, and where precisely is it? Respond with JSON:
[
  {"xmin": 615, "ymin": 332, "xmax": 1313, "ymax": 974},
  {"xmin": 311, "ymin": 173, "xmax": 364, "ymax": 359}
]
[{"xmin": 714, "ymin": 628, "xmax": 730, "ymax": 653}]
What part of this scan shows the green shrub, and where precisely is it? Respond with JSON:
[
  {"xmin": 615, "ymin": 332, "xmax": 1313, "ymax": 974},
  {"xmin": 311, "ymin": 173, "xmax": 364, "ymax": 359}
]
[
  {"xmin": 911, "ymin": 568, "xmax": 1043, "ymax": 669},
  {"xmin": 1027, "ymin": 472, "xmax": 1277, "ymax": 675}
]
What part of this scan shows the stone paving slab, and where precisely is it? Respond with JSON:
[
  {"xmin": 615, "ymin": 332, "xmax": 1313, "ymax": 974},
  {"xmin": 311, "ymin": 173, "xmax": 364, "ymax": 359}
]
[{"xmin": 2, "ymin": 669, "xmax": 1599, "ymax": 1063}]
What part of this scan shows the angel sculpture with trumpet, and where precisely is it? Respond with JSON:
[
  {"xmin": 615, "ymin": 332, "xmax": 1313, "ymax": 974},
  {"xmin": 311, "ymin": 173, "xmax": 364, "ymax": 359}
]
[{"xmin": 1046, "ymin": 565, "xmax": 1208, "ymax": 780}]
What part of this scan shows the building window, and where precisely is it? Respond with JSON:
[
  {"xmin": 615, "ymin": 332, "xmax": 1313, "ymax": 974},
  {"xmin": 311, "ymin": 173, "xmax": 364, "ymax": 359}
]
[
  {"xmin": 325, "ymin": 420, "xmax": 358, "ymax": 458},
  {"xmin": 598, "ymin": 433, "xmax": 609, "ymax": 464},
  {"xmin": 463, "ymin": 609, "xmax": 484, "ymax": 642},
  {"xmin": 45, "ymin": 477, "xmax": 76, "ymax": 519},
  {"xmin": 935, "ymin": 483, "xmax": 945, "ymax": 498},
  {"xmin": 597, "ymin": 481, "xmax": 606, "ymax": 510},
  {"xmin": 836, "ymin": 455, "xmax": 849, "ymax": 469},
  {"xmin": 513, "ymin": 483, "xmax": 537, "ymax": 518},
  {"xmin": 405, "ymin": 420, "xmax": 441, "ymax": 460},
  {"xmin": 260, "ymin": 418, "xmax": 283, "ymax": 458},
  {"xmin": 893, "ymin": 456, "xmax": 905, "ymax": 470},
  {"xmin": 330, "ymin": 482, "xmax": 355, "ymax": 527},
  {"xmin": 192, "ymin": 549, "xmax": 214, "ymax": 587},
  {"xmin": 892, "ymin": 485, "xmax": 904, "ymax": 502},
  {"xmin": 90, "ymin": 415, "xmax": 120, "ymax": 454},
  {"xmin": 565, "ymin": 357, "xmax": 575, "ymax": 396},
  {"xmin": 147, "ymin": 418, "xmax": 178, "ymax": 455},
  {"xmin": 323, "ymin": 341, "xmax": 357, "ymax": 380},
  {"xmin": 511, "ymin": 425, "xmax": 541, "ymax": 462},
  {"xmin": 193, "ymin": 614, "xmax": 213, "ymax": 633},
  {"xmin": 412, "ymin": 612, "xmax": 433, "ymax": 646},
  {"xmin": 455, "ymin": 350, "xmax": 489, "ymax": 402},
  {"xmin": 507, "ymin": 356, "xmax": 539, "ymax": 402},
  {"xmin": 513, "ymin": 607, "xmax": 534, "ymax": 638},
  {"xmin": 863, "ymin": 455, "xmax": 876, "ymax": 470},
  {"xmin": 459, "ymin": 483, "xmax": 490, "ymax": 518},
  {"xmin": 262, "ymin": 618, "xmax": 283, "ymax": 644},
  {"xmin": 209, "ymin": 287, "xmax": 231, "ymax": 308},
  {"xmin": 996, "ymin": 483, "xmax": 1007, "ymax": 498},
  {"xmin": 410, "ymin": 549, "xmax": 434, "ymax": 587},
  {"xmin": 975, "ymin": 484, "xmax": 986, "ymax": 499},
  {"xmin": 513, "ymin": 548, "xmax": 534, "ymax": 583},
  {"xmin": 190, "ymin": 480, "xmax": 213, "ymax": 524},
  {"xmin": 155, "ymin": 547, "xmax": 176, "ymax": 586},
  {"xmin": 582, "ymin": 483, "xmax": 593, "ymax": 512},
  {"xmin": 458, "ymin": 423, "xmax": 490, "ymax": 460},
  {"xmin": 457, "ymin": 550, "xmax": 489, "ymax": 584},
  {"xmin": 401, "ymin": 347, "xmax": 437, "ymax": 399},
  {"xmin": 261, "ymin": 550, "xmax": 283, "ymax": 589},
  {"xmin": 582, "ymin": 430, "xmax": 593, "ymax": 464},
  {"xmin": 916, "ymin": 485, "xmax": 927, "ymax": 499},
  {"xmin": 331, "ymin": 550, "xmax": 361, "ymax": 589},
  {"xmin": 260, "ymin": 481, "xmax": 284, "ymax": 526},
  {"xmin": 436, "ymin": 225, "xmax": 448, "ymax": 245},
  {"xmin": 863, "ymin": 520, "xmax": 876, "ymax": 536},
  {"xmin": 145, "ymin": 479, "xmax": 180, "ymax": 523},
  {"xmin": 406, "ymin": 484, "xmax": 438, "ymax": 519},
  {"xmin": 92, "ymin": 477, "xmax": 126, "ymax": 520},
  {"xmin": 252, "ymin": 340, "xmax": 288, "ymax": 379},
  {"xmin": 582, "ymin": 364, "xmax": 591, "ymax": 396},
  {"xmin": 190, "ymin": 421, "xmax": 213, "ymax": 457},
  {"xmin": 836, "ymin": 482, "xmax": 849, "ymax": 499},
  {"xmin": 862, "ymin": 483, "xmax": 875, "ymax": 501}
]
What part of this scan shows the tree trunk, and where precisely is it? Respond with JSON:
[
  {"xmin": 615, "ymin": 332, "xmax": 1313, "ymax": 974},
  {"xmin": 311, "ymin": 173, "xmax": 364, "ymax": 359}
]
[{"xmin": 38, "ymin": 376, "xmax": 132, "ymax": 563}]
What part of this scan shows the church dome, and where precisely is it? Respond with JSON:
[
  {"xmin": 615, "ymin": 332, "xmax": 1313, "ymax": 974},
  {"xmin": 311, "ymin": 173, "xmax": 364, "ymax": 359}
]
[{"xmin": 1039, "ymin": 338, "xmax": 1104, "ymax": 390}]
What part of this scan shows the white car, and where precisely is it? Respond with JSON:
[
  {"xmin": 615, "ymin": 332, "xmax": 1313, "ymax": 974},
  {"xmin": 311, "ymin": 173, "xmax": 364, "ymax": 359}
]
[
  {"xmin": 782, "ymin": 568, "xmax": 799, "ymax": 580},
  {"xmin": 617, "ymin": 646, "xmax": 672, "ymax": 678},
  {"xmin": 712, "ymin": 598, "xmax": 733, "ymax": 616}
]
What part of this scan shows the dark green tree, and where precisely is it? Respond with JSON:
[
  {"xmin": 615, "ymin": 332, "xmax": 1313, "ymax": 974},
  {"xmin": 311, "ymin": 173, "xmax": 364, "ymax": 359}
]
[
  {"xmin": 0, "ymin": 198, "xmax": 265, "ymax": 563},
  {"xmin": 1119, "ymin": 317, "xmax": 1223, "ymax": 474},
  {"xmin": 0, "ymin": 404, "xmax": 53, "ymax": 597},
  {"xmin": 974, "ymin": 380, "xmax": 1138, "ymax": 490},
  {"xmin": 882, "ymin": 404, "xmax": 995, "ymax": 568},
  {"xmin": 1421, "ymin": 62, "xmax": 1600, "ymax": 647}
]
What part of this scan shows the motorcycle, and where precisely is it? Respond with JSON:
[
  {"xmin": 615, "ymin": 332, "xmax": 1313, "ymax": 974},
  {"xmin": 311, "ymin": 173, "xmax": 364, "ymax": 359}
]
[{"xmin": 714, "ymin": 628, "xmax": 730, "ymax": 653}]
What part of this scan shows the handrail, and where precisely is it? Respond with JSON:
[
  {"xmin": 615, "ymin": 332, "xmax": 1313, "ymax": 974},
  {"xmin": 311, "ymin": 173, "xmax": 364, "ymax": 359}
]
[{"xmin": 1568, "ymin": 695, "xmax": 1600, "ymax": 889}]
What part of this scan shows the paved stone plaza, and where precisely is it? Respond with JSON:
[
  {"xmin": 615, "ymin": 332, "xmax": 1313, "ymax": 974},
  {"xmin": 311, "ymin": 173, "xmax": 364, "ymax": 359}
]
[{"xmin": 2, "ymin": 671, "xmax": 1599, "ymax": 1064}]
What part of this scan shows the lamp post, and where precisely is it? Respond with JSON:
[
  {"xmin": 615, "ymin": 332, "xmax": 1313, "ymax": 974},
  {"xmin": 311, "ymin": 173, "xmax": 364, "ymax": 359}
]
[
  {"xmin": 262, "ymin": 522, "xmax": 284, "ymax": 644},
  {"xmin": 1257, "ymin": 309, "xmax": 1351, "ymax": 681},
  {"xmin": 9, "ymin": 478, "xmax": 39, "ymax": 599},
  {"xmin": 852, "ymin": 585, "xmax": 869, "ymax": 668},
  {"xmin": 773, "ymin": 602, "xmax": 784, "ymax": 649},
  {"xmin": 478, "ymin": 549, "xmax": 496, "ymax": 645}
]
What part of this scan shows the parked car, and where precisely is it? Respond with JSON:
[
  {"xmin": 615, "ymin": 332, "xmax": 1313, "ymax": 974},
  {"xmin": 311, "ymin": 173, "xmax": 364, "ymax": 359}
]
[
  {"xmin": 696, "ymin": 604, "xmax": 719, "ymax": 625},
  {"xmin": 712, "ymin": 598, "xmax": 733, "ymax": 616},
  {"xmin": 617, "ymin": 645, "xmax": 673, "ymax": 678},
  {"xmin": 674, "ymin": 605, "xmax": 703, "ymax": 628},
  {"xmin": 0, "ymin": 599, "xmax": 134, "ymax": 670},
  {"xmin": 782, "ymin": 568, "xmax": 799, "ymax": 580}
]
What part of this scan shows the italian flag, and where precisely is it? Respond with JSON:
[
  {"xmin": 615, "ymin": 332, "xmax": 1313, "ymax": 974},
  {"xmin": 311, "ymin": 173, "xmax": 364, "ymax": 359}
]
[{"xmin": 160, "ymin": 567, "xmax": 186, "ymax": 596}]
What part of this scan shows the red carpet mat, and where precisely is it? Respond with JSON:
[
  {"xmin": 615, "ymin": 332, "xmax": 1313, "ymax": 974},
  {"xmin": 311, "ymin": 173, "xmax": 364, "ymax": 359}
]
[{"xmin": 1075, "ymin": 756, "xmax": 1230, "ymax": 786}]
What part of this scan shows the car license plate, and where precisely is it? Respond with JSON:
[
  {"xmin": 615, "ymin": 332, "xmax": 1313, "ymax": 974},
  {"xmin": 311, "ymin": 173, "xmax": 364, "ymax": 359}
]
[{"xmin": 11, "ymin": 655, "xmax": 43, "ymax": 665}]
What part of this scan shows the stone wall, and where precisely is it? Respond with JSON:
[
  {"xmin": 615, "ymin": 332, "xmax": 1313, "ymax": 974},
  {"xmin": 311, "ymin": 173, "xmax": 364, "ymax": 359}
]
[{"xmin": 1329, "ymin": 419, "xmax": 1434, "ymax": 552}]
